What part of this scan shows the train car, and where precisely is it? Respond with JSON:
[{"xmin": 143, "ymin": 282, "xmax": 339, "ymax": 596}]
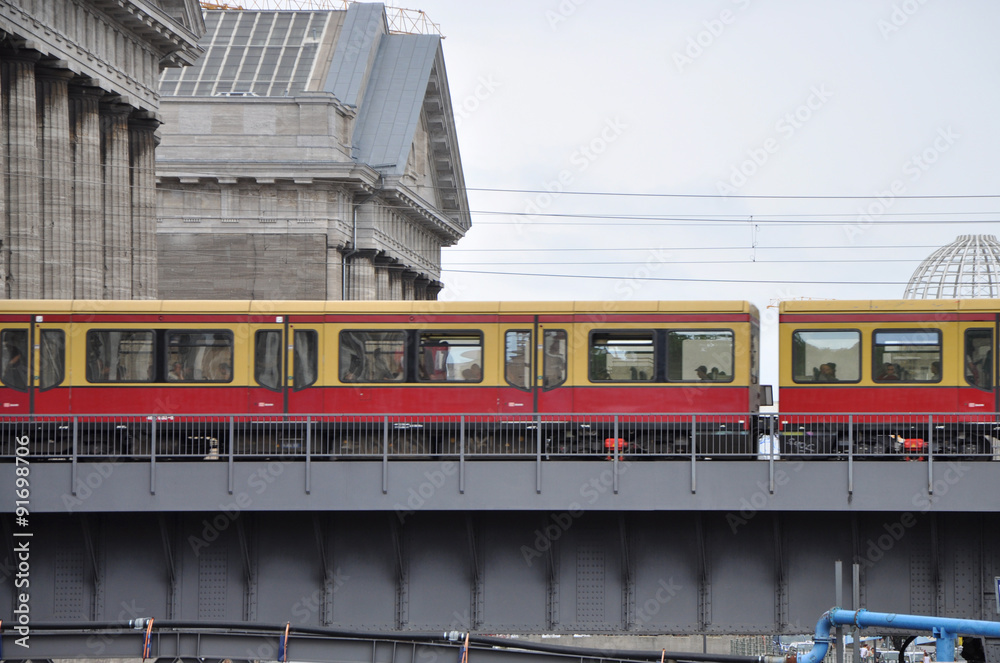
[
  {"xmin": 0, "ymin": 299, "xmax": 762, "ymax": 456},
  {"xmin": 778, "ymin": 299, "xmax": 1000, "ymax": 456}
]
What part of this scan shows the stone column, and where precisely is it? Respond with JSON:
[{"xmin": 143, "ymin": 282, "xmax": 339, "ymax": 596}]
[
  {"xmin": 374, "ymin": 262, "xmax": 391, "ymax": 300},
  {"xmin": 326, "ymin": 242, "xmax": 344, "ymax": 300},
  {"xmin": 101, "ymin": 101, "xmax": 132, "ymax": 299},
  {"xmin": 388, "ymin": 269, "xmax": 403, "ymax": 300},
  {"xmin": 346, "ymin": 249, "xmax": 377, "ymax": 300},
  {"xmin": 0, "ymin": 55, "xmax": 6, "ymax": 296},
  {"xmin": 129, "ymin": 117, "xmax": 159, "ymax": 299},
  {"xmin": 426, "ymin": 281, "xmax": 443, "ymax": 301},
  {"xmin": 3, "ymin": 51, "xmax": 42, "ymax": 298},
  {"xmin": 400, "ymin": 270, "xmax": 417, "ymax": 301},
  {"xmin": 70, "ymin": 85, "xmax": 103, "ymax": 299},
  {"xmin": 37, "ymin": 67, "xmax": 74, "ymax": 298},
  {"xmin": 413, "ymin": 276, "xmax": 429, "ymax": 300}
]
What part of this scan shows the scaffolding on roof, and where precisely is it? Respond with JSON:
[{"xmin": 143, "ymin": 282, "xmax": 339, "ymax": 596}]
[{"xmin": 198, "ymin": 0, "xmax": 444, "ymax": 36}]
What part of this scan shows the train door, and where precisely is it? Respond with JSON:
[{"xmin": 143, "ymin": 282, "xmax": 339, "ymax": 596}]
[
  {"xmin": 499, "ymin": 326, "xmax": 532, "ymax": 414},
  {"xmin": 249, "ymin": 319, "xmax": 285, "ymax": 415},
  {"xmin": 286, "ymin": 322, "xmax": 323, "ymax": 414},
  {"xmin": 961, "ymin": 326, "xmax": 997, "ymax": 412},
  {"xmin": 31, "ymin": 316, "xmax": 70, "ymax": 414},
  {"xmin": 248, "ymin": 319, "xmax": 323, "ymax": 415},
  {"xmin": 536, "ymin": 324, "xmax": 570, "ymax": 413},
  {"xmin": 0, "ymin": 320, "xmax": 32, "ymax": 415},
  {"xmin": 498, "ymin": 322, "xmax": 570, "ymax": 414}
]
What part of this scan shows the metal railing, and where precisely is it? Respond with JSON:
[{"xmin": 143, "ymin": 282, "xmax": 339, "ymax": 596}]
[{"xmin": 0, "ymin": 412, "xmax": 998, "ymax": 461}]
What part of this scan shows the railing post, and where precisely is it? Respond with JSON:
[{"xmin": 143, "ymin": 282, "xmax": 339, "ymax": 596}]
[
  {"xmin": 613, "ymin": 414, "xmax": 619, "ymax": 495},
  {"xmin": 305, "ymin": 415, "xmax": 312, "ymax": 495},
  {"xmin": 535, "ymin": 414, "xmax": 542, "ymax": 495},
  {"xmin": 459, "ymin": 415, "xmax": 466, "ymax": 495},
  {"xmin": 228, "ymin": 416, "xmax": 235, "ymax": 495},
  {"xmin": 71, "ymin": 416, "xmax": 78, "ymax": 495},
  {"xmin": 927, "ymin": 413, "xmax": 934, "ymax": 495},
  {"xmin": 768, "ymin": 414, "xmax": 775, "ymax": 494},
  {"xmin": 150, "ymin": 415, "xmax": 156, "ymax": 495},
  {"xmin": 847, "ymin": 414, "xmax": 854, "ymax": 495},
  {"xmin": 690, "ymin": 414, "xmax": 697, "ymax": 494},
  {"xmin": 382, "ymin": 415, "xmax": 389, "ymax": 495}
]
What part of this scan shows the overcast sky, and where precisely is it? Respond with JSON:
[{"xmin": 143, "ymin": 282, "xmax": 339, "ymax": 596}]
[{"xmin": 403, "ymin": 0, "xmax": 1000, "ymax": 387}]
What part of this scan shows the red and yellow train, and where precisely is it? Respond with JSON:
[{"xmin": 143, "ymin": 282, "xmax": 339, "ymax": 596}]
[
  {"xmin": 0, "ymin": 298, "xmax": 997, "ymax": 457},
  {"xmin": 0, "ymin": 299, "xmax": 761, "ymax": 417}
]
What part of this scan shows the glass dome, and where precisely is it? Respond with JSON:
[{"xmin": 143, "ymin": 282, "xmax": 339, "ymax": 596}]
[{"xmin": 904, "ymin": 234, "xmax": 1000, "ymax": 299}]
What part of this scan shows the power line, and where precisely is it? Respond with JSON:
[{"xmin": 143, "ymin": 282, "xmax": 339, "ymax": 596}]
[{"xmin": 443, "ymin": 268, "xmax": 914, "ymax": 286}]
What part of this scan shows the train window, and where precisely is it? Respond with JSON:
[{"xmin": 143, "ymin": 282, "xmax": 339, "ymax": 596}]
[
  {"xmin": 166, "ymin": 331, "xmax": 233, "ymax": 382},
  {"xmin": 589, "ymin": 331, "xmax": 654, "ymax": 382},
  {"xmin": 505, "ymin": 330, "xmax": 531, "ymax": 391},
  {"xmin": 39, "ymin": 330, "xmax": 65, "ymax": 390},
  {"xmin": 666, "ymin": 330, "xmax": 734, "ymax": 382},
  {"xmin": 791, "ymin": 330, "xmax": 861, "ymax": 383},
  {"xmin": 964, "ymin": 328, "xmax": 992, "ymax": 390},
  {"xmin": 1, "ymin": 330, "xmax": 28, "ymax": 391},
  {"xmin": 87, "ymin": 330, "xmax": 154, "ymax": 382},
  {"xmin": 543, "ymin": 329, "xmax": 567, "ymax": 390},
  {"xmin": 340, "ymin": 331, "xmax": 406, "ymax": 383},
  {"xmin": 293, "ymin": 329, "xmax": 318, "ymax": 390},
  {"xmin": 255, "ymin": 330, "xmax": 282, "ymax": 391},
  {"xmin": 418, "ymin": 332, "xmax": 482, "ymax": 382},
  {"xmin": 873, "ymin": 330, "xmax": 941, "ymax": 383}
]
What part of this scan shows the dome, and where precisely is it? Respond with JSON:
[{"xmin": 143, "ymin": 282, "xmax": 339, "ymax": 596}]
[{"xmin": 904, "ymin": 234, "xmax": 1000, "ymax": 299}]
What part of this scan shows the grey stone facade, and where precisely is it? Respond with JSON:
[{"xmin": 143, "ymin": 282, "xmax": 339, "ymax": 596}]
[
  {"xmin": 0, "ymin": 0, "xmax": 205, "ymax": 299},
  {"xmin": 156, "ymin": 4, "xmax": 470, "ymax": 300}
]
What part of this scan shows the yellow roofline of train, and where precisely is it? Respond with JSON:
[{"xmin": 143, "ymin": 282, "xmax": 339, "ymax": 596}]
[
  {"xmin": 779, "ymin": 299, "xmax": 1000, "ymax": 312},
  {"xmin": 0, "ymin": 300, "xmax": 758, "ymax": 316}
]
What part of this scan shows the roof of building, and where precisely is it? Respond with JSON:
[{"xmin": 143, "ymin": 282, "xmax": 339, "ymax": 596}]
[{"xmin": 158, "ymin": 2, "xmax": 468, "ymax": 225}]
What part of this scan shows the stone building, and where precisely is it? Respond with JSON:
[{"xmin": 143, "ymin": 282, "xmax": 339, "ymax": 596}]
[
  {"xmin": 0, "ymin": 0, "xmax": 205, "ymax": 299},
  {"xmin": 156, "ymin": 3, "xmax": 471, "ymax": 300}
]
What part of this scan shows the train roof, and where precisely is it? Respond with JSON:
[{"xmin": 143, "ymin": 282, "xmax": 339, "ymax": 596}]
[
  {"xmin": 779, "ymin": 299, "xmax": 1000, "ymax": 313},
  {"xmin": 0, "ymin": 300, "xmax": 758, "ymax": 317}
]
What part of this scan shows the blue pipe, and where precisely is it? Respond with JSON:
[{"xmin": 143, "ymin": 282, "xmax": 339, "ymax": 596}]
[{"xmin": 798, "ymin": 608, "xmax": 1000, "ymax": 663}]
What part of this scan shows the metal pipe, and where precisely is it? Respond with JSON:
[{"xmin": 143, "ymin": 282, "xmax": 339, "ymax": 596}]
[
  {"xmin": 797, "ymin": 608, "xmax": 1000, "ymax": 663},
  {"xmin": 342, "ymin": 187, "xmax": 380, "ymax": 300},
  {"xmin": 24, "ymin": 621, "xmax": 780, "ymax": 663}
]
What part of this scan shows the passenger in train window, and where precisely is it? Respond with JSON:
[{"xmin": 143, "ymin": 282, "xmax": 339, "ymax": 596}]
[
  {"xmin": 3, "ymin": 346, "xmax": 27, "ymax": 390},
  {"xmin": 219, "ymin": 363, "xmax": 232, "ymax": 381},
  {"xmin": 169, "ymin": 361, "xmax": 186, "ymax": 381},
  {"xmin": 930, "ymin": 361, "xmax": 941, "ymax": 381},
  {"xmin": 877, "ymin": 363, "xmax": 900, "ymax": 380},
  {"xmin": 816, "ymin": 362, "xmax": 838, "ymax": 382},
  {"xmin": 696, "ymin": 365, "xmax": 710, "ymax": 380}
]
